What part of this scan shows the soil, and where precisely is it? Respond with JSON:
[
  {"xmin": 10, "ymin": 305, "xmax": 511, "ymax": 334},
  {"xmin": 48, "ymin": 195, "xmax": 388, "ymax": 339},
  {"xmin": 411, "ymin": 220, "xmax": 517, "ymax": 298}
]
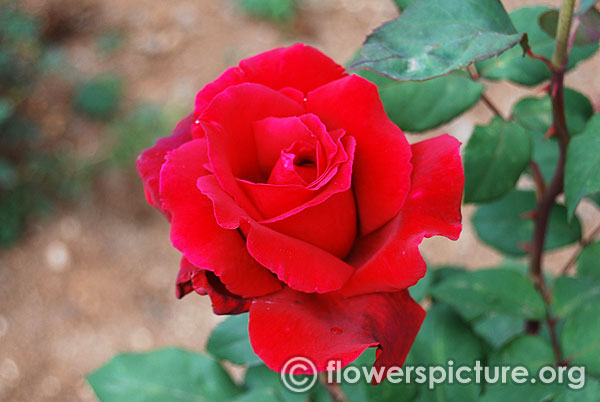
[{"xmin": 1, "ymin": 0, "xmax": 599, "ymax": 401}]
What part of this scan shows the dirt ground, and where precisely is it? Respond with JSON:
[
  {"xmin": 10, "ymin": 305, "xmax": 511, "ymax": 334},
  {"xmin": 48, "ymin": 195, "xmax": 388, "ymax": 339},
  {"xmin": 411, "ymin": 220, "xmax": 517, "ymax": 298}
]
[{"xmin": 1, "ymin": 0, "xmax": 599, "ymax": 401}]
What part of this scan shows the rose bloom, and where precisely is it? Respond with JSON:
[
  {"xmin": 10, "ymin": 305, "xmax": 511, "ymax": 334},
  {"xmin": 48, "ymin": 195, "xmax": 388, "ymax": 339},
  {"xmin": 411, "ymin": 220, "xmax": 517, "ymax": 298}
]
[{"xmin": 137, "ymin": 44, "xmax": 463, "ymax": 377}]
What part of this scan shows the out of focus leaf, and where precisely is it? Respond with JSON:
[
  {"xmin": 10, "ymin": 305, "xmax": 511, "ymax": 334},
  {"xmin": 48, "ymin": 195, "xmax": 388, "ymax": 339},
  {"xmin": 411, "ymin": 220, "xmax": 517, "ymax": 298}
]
[
  {"xmin": 539, "ymin": 7, "xmax": 600, "ymax": 46},
  {"xmin": 554, "ymin": 378, "xmax": 600, "ymax": 402},
  {"xmin": 393, "ymin": 0, "xmax": 414, "ymax": 11},
  {"xmin": 578, "ymin": 241, "xmax": 600, "ymax": 281},
  {"xmin": 244, "ymin": 365, "xmax": 319, "ymax": 402},
  {"xmin": 553, "ymin": 276, "xmax": 600, "ymax": 318},
  {"xmin": 341, "ymin": 349, "xmax": 416, "ymax": 402},
  {"xmin": 0, "ymin": 98, "xmax": 15, "ymax": 125},
  {"xmin": 87, "ymin": 348, "xmax": 242, "ymax": 402},
  {"xmin": 431, "ymin": 268, "xmax": 546, "ymax": 320},
  {"xmin": 472, "ymin": 313, "xmax": 523, "ymax": 349},
  {"xmin": 463, "ymin": 117, "xmax": 531, "ymax": 203},
  {"xmin": 561, "ymin": 302, "xmax": 600, "ymax": 374},
  {"xmin": 564, "ymin": 114, "xmax": 600, "ymax": 219},
  {"xmin": 407, "ymin": 304, "xmax": 483, "ymax": 402},
  {"xmin": 472, "ymin": 190, "xmax": 582, "ymax": 256},
  {"xmin": 349, "ymin": 0, "xmax": 524, "ymax": 81},
  {"xmin": 206, "ymin": 314, "xmax": 261, "ymax": 366},
  {"xmin": 238, "ymin": 0, "xmax": 296, "ymax": 21},
  {"xmin": 476, "ymin": 7, "xmax": 598, "ymax": 86},
  {"xmin": 357, "ymin": 70, "xmax": 483, "ymax": 132},
  {"xmin": 74, "ymin": 73, "xmax": 123, "ymax": 120}
]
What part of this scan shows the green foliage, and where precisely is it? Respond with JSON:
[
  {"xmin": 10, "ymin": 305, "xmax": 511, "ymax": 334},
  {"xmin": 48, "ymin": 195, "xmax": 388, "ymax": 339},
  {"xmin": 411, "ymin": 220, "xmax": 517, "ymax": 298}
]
[
  {"xmin": 463, "ymin": 117, "xmax": 531, "ymax": 203},
  {"xmin": 87, "ymin": 348, "xmax": 243, "ymax": 402},
  {"xmin": 561, "ymin": 300, "xmax": 600, "ymax": 374},
  {"xmin": 74, "ymin": 73, "xmax": 123, "ymax": 120},
  {"xmin": 564, "ymin": 114, "xmax": 600, "ymax": 219},
  {"xmin": 539, "ymin": 7, "xmax": 600, "ymax": 46},
  {"xmin": 357, "ymin": 70, "xmax": 483, "ymax": 132},
  {"xmin": 341, "ymin": 349, "xmax": 416, "ymax": 402},
  {"xmin": 206, "ymin": 315, "xmax": 262, "ymax": 366},
  {"xmin": 578, "ymin": 241, "xmax": 600, "ymax": 281},
  {"xmin": 108, "ymin": 104, "xmax": 181, "ymax": 168},
  {"xmin": 472, "ymin": 190, "xmax": 582, "ymax": 256},
  {"xmin": 392, "ymin": 0, "xmax": 414, "ymax": 11},
  {"xmin": 471, "ymin": 314, "xmax": 523, "ymax": 350},
  {"xmin": 238, "ymin": 0, "xmax": 297, "ymax": 21},
  {"xmin": 431, "ymin": 268, "xmax": 546, "ymax": 320},
  {"xmin": 552, "ymin": 276, "xmax": 600, "ymax": 319},
  {"xmin": 407, "ymin": 304, "xmax": 484, "ymax": 402},
  {"xmin": 476, "ymin": 7, "xmax": 598, "ymax": 86},
  {"xmin": 349, "ymin": 0, "xmax": 524, "ymax": 81}
]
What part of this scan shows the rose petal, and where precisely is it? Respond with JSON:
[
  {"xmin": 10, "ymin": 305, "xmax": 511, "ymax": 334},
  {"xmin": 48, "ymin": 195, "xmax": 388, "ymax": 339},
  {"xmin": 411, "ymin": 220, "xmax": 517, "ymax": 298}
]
[
  {"xmin": 239, "ymin": 43, "xmax": 346, "ymax": 94},
  {"xmin": 340, "ymin": 134, "xmax": 463, "ymax": 297},
  {"xmin": 136, "ymin": 114, "xmax": 194, "ymax": 216},
  {"xmin": 244, "ymin": 218, "xmax": 355, "ymax": 293},
  {"xmin": 194, "ymin": 67, "xmax": 246, "ymax": 114},
  {"xmin": 177, "ymin": 257, "xmax": 251, "ymax": 315},
  {"xmin": 249, "ymin": 288, "xmax": 425, "ymax": 381},
  {"xmin": 160, "ymin": 139, "xmax": 282, "ymax": 298},
  {"xmin": 306, "ymin": 75, "xmax": 412, "ymax": 235},
  {"xmin": 199, "ymin": 83, "xmax": 305, "ymax": 218}
]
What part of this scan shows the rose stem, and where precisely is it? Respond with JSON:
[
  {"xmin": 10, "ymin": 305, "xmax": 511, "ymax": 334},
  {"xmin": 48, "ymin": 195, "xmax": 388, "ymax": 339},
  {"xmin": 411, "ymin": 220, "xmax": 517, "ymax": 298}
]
[{"xmin": 527, "ymin": 0, "xmax": 576, "ymax": 365}]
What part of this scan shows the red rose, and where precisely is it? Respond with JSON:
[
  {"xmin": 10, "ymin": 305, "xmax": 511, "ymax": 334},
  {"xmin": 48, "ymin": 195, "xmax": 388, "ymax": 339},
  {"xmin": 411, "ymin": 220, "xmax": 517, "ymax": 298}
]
[{"xmin": 137, "ymin": 44, "xmax": 463, "ymax": 376}]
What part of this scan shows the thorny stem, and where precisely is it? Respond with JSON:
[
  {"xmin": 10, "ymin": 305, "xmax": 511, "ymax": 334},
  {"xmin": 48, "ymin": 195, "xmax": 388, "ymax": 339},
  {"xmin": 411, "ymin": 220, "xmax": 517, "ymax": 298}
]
[{"xmin": 527, "ymin": 0, "xmax": 576, "ymax": 366}]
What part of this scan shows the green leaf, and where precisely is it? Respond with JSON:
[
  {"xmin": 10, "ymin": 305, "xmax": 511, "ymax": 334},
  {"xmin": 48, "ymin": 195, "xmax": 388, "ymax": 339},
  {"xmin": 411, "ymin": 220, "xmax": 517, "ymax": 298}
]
[
  {"xmin": 481, "ymin": 335, "xmax": 561, "ymax": 402},
  {"xmin": 340, "ymin": 349, "xmax": 416, "ymax": 402},
  {"xmin": 349, "ymin": 0, "xmax": 523, "ymax": 81},
  {"xmin": 463, "ymin": 117, "xmax": 531, "ymax": 203},
  {"xmin": 580, "ymin": 0, "xmax": 599, "ymax": 13},
  {"xmin": 472, "ymin": 190, "xmax": 582, "ymax": 256},
  {"xmin": 552, "ymin": 276, "xmax": 600, "ymax": 318},
  {"xmin": 356, "ymin": 70, "xmax": 483, "ymax": 132},
  {"xmin": 472, "ymin": 313, "xmax": 523, "ymax": 349},
  {"xmin": 476, "ymin": 7, "xmax": 598, "ymax": 86},
  {"xmin": 244, "ymin": 365, "xmax": 316, "ymax": 402},
  {"xmin": 238, "ymin": 0, "xmax": 296, "ymax": 21},
  {"xmin": 578, "ymin": 241, "xmax": 600, "ymax": 281},
  {"xmin": 0, "ymin": 97, "xmax": 15, "ymax": 125},
  {"xmin": 87, "ymin": 348, "xmax": 242, "ymax": 402},
  {"xmin": 539, "ymin": 7, "xmax": 600, "ymax": 46},
  {"xmin": 74, "ymin": 73, "xmax": 123, "ymax": 120},
  {"xmin": 206, "ymin": 314, "xmax": 261, "ymax": 366},
  {"xmin": 565, "ymin": 114, "xmax": 600, "ymax": 219},
  {"xmin": 392, "ymin": 0, "xmax": 414, "ymax": 11},
  {"xmin": 490, "ymin": 335, "xmax": 555, "ymax": 370},
  {"xmin": 409, "ymin": 262, "xmax": 434, "ymax": 302},
  {"xmin": 512, "ymin": 89, "xmax": 594, "ymax": 136},
  {"xmin": 407, "ymin": 304, "xmax": 484, "ymax": 402},
  {"xmin": 431, "ymin": 268, "xmax": 545, "ymax": 320},
  {"xmin": 561, "ymin": 301, "xmax": 600, "ymax": 374},
  {"xmin": 554, "ymin": 378, "xmax": 600, "ymax": 402}
]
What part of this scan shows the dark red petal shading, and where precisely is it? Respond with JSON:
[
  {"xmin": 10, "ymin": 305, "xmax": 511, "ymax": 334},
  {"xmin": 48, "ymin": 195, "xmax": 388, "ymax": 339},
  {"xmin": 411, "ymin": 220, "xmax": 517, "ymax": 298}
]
[
  {"xmin": 306, "ymin": 75, "xmax": 412, "ymax": 235},
  {"xmin": 249, "ymin": 288, "xmax": 425, "ymax": 380},
  {"xmin": 136, "ymin": 114, "xmax": 194, "ymax": 216},
  {"xmin": 244, "ymin": 219, "xmax": 355, "ymax": 293},
  {"xmin": 199, "ymin": 83, "xmax": 305, "ymax": 218},
  {"xmin": 160, "ymin": 139, "xmax": 281, "ymax": 298},
  {"xmin": 177, "ymin": 257, "xmax": 251, "ymax": 315},
  {"xmin": 340, "ymin": 134, "xmax": 463, "ymax": 297},
  {"xmin": 239, "ymin": 43, "xmax": 346, "ymax": 94}
]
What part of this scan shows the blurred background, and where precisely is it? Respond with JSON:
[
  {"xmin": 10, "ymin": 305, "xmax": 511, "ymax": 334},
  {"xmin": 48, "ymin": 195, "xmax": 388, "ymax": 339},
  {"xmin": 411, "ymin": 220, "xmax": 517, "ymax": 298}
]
[{"xmin": 0, "ymin": 0, "xmax": 598, "ymax": 401}]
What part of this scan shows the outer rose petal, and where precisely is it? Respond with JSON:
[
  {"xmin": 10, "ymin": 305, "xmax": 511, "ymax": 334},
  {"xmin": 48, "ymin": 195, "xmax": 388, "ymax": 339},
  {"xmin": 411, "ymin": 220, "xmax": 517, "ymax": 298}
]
[
  {"xmin": 249, "ymin": 288, "xmax": 425, "ymax": 381},
  {"xmin": 340, "ymin": 134, "xmax": 463, "ymax": 297},
  {"xmin": 136, "ymin": 114, "xmax": 194, "ymax": 216},
  {"xmin": 176, "ymin": 257, "xmax": 251, "ymax": 315},
  {"xmin": 239, "ymin": 43, "xmax": 346, "ymax": 94},
  {"xmin": 195, "ymin": 67, "xmax": 246, "ymax": 113},
  {"xmin": 160, "ymin": 139, "xmax": 281, "ymax": 298},
  {"xmin": 306, "ymin": 75, "xmax": 413, "ymax": 235}
]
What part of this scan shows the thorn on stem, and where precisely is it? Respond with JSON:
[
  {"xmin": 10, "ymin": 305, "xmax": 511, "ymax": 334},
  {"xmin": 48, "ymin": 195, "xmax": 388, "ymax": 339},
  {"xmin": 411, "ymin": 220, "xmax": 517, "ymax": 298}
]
[
  {"xmin": 543, "ymin": 125, "xmax": 556, "ymax": 140},
  {"xmin": 520, "ymin": 210, "xmax": 538, "ymax": 219}
]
